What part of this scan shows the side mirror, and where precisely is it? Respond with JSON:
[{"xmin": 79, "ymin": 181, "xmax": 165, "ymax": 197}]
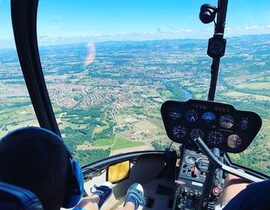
[{"xmin": 107, "ymin": 161, "xmax": 130, "ymax": 183}]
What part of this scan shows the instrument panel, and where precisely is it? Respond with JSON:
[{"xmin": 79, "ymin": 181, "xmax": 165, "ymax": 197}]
[{"xmin": 161, "ymin": 100, "xmax": 262, "ymax": 153}]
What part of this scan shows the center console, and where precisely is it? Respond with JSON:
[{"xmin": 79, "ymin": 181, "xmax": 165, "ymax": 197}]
[{"xmin": 174, "ymin": 149, "xmax": 209, "ymax": 210}]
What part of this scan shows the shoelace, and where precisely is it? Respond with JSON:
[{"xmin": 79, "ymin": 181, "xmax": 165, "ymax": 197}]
[
  {"xmin": 90, "ymin": 184, "xmax": 98, "ymax": 194},
  {"xmin": 91, "ymin": 185, "xmax": 106, "ymax": 196},
  {"xmin": 128, "ymin": 187, "xmax": 146, "ymax": 205},
  {"xmin": 91, "ymin": 185, "xmax": 111, "ymax": 196}
]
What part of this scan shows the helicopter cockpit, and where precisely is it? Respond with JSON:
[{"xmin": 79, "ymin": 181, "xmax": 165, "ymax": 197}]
[
  {"xmin": 0, "ymin": 0, "xmax": 270, "ymax": 210},
  {"xmin": 161, "ymin": 99, "xmax": 263, "ymax": 209}
]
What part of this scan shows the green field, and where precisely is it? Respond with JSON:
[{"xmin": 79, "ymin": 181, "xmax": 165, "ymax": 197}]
[
  {"xmin": 112, "ymin": 137, "xmax": 145, "ymax": 150},
  {"xmin": 93, "ymin": 138, "xmax": 114, "ymax": 146},
  {"xmin": 159, "ymin": 90, "xmax": 174, "ymax": 99},
  {"xmin": 1, "ymin": 37, "xmax": 270, "ymax": 174}
]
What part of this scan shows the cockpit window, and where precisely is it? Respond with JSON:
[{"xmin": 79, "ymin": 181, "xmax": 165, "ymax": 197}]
[
  {"xmin": 0, "ymin": 1, "xmax": 39, "ymax": 138},
  {"xmin": 35, "ymin": 0, "xmax": 270, "ymax": 176}
]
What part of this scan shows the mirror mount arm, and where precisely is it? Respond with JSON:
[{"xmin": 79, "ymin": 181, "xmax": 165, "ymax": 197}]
[
  {"xmin": 207, "ymin": 0, "xmax": 229, "ymax": 101},
  {"xmin": 199, "ymin": 3, "xmax": 230, "ymax": 207}
]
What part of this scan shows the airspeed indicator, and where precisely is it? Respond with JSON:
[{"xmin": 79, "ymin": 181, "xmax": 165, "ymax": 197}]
[
  {"xmin": 172, "ymin": 125, "xmax": 187, "ymax": 139},
  {"xmin": 185, "ymin": 109, "xmax": 198, "ymax": 123}
]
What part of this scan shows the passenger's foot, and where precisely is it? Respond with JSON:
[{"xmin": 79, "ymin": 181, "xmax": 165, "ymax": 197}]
[
  {"xmin": 91, "ymin": 182, "xmax": 112, "ymax": 207},
  {"xmin": 125, "ymin": 183, "xmax": 146, "ymax": 210}
]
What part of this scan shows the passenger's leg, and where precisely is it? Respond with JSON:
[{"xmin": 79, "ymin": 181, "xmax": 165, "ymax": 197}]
[
  {"xmin": 220, "ymin": 173, "xmax": 249, "ymax": 204},
  {"xmin": 117, "ymin": 183, "xmax": 146, "ymax": 210},
  {"xmin": 215, "ymin": 173, "xmax": 249, "ymax": 209},
  {"xmin": 74, "ymin": 195, "xmax": 100, "ymax": 210},
  {"xmin": 117, "ymin": 202, "xmax": 136, "ymax": 210},
  {"xmin": 74, "ymin": 182, "xmax": 112, "ymax": 210}
]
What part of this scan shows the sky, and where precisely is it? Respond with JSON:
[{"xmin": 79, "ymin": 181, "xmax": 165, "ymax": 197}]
[{"xmin": 1, "ymin": 0, "xmax": 270, "ymax": 48}]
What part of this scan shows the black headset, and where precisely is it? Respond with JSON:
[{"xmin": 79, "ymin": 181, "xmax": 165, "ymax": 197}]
[{"xmin": 0, "ymin": 127, "xmax": 84, "ymax": 208}]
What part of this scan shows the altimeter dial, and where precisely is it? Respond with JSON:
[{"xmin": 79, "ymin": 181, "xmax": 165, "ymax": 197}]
[{"xmin": 219, "ymin": 114, "xmax": 234, "ymax": 129}]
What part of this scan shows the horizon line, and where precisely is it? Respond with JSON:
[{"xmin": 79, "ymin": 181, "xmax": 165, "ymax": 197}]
[{"xmin": 0, "ymin": 33, "xmax": 270, "ymax": 51}]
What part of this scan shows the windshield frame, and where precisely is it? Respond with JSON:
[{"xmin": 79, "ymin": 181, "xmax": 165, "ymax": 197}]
[
  {"xmin": 10, "ymin": 0, "xmax": 60, "ymax": 135},
  {"xmin": 9, "ymin": 0, "xmax": 270, "ymax": 177}
]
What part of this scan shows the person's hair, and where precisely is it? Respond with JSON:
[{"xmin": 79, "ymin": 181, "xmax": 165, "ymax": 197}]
[{"xmin": 0, "ymin": 127, "xmax": 70, "ymax": 210}]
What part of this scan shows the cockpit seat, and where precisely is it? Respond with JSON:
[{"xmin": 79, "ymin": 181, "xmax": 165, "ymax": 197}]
[{"xmin": 0, "ymin": 181, "xmax": 43, "ymax": 210}]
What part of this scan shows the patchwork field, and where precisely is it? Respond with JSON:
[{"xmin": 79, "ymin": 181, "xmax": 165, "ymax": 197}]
[{"xmin": 1, "ymin": 35, "xmax": 270, "ymax": 174}]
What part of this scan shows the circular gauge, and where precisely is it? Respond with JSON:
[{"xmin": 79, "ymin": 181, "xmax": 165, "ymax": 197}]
[
  {"xmin": 219, "ymin": 114, "xmax": 234, "ymax": 129},
  {"xmin": 172, "ymin": 125, "xmax": 187, "ymax": 139},
  {"xmin": 207, "ymin": 131, "xmax": 224, "ymax": 146},
  {"xmin": 185, "ymin": 109, "xmax": 198, "ymax": 123},
  {"xmin": 168, "ymin": 111, "xmax": 181, "ymax": 120},
  {"xmin": 190, "ymin": 128, "xmax": 204, "ymax": 140},
  {"xmin": 202, "ymin": 112, "xmax": 216, "ymax": 123},
  {"xmin": 185, "ymin": 155, "xmax": 196, "ymax": 165},
  {"xmin": 227, "ymin": 134, "xmax": 242, "ymax": 149},
  {"xmin": 238, "ymin": 117, "xmax": 249, "ymax": 131},
  {"xmin": 195, "ymin": 157, "xmax": 209, "ymax": 173}
]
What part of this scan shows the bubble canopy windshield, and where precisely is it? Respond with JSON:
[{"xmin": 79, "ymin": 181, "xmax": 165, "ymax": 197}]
[
  {"xmin": 1, "ymin": 0, "xmax": 270, "ymax": 176},
  {"xmin": 35, "ymin": 0, "xmax": 270, "ymax": 175}
]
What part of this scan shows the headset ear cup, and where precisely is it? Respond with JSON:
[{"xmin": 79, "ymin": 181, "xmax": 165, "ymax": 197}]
[
  {"xmin": 62, "ymin": 159, "xmax": 84, "ymax": 208},
  {"xmin": 72, "ymin": 159, "xmax": 84, "ymax": 195}
]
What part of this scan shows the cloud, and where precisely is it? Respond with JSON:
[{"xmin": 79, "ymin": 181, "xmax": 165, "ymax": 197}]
[
  {"xmin": 84, "ymin": 42, "xmax": 96, "ymax": 66},
  {"xmin": 3, "ymin": 24, "xmax": 270, "ymax": 49},
  {"xmin": 244, "ymin": 25, "xmax": 258, "ymax": 30},
  {"xmin": 226, "ymin": 24, "xmax": 270, "ymax": 36}
]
